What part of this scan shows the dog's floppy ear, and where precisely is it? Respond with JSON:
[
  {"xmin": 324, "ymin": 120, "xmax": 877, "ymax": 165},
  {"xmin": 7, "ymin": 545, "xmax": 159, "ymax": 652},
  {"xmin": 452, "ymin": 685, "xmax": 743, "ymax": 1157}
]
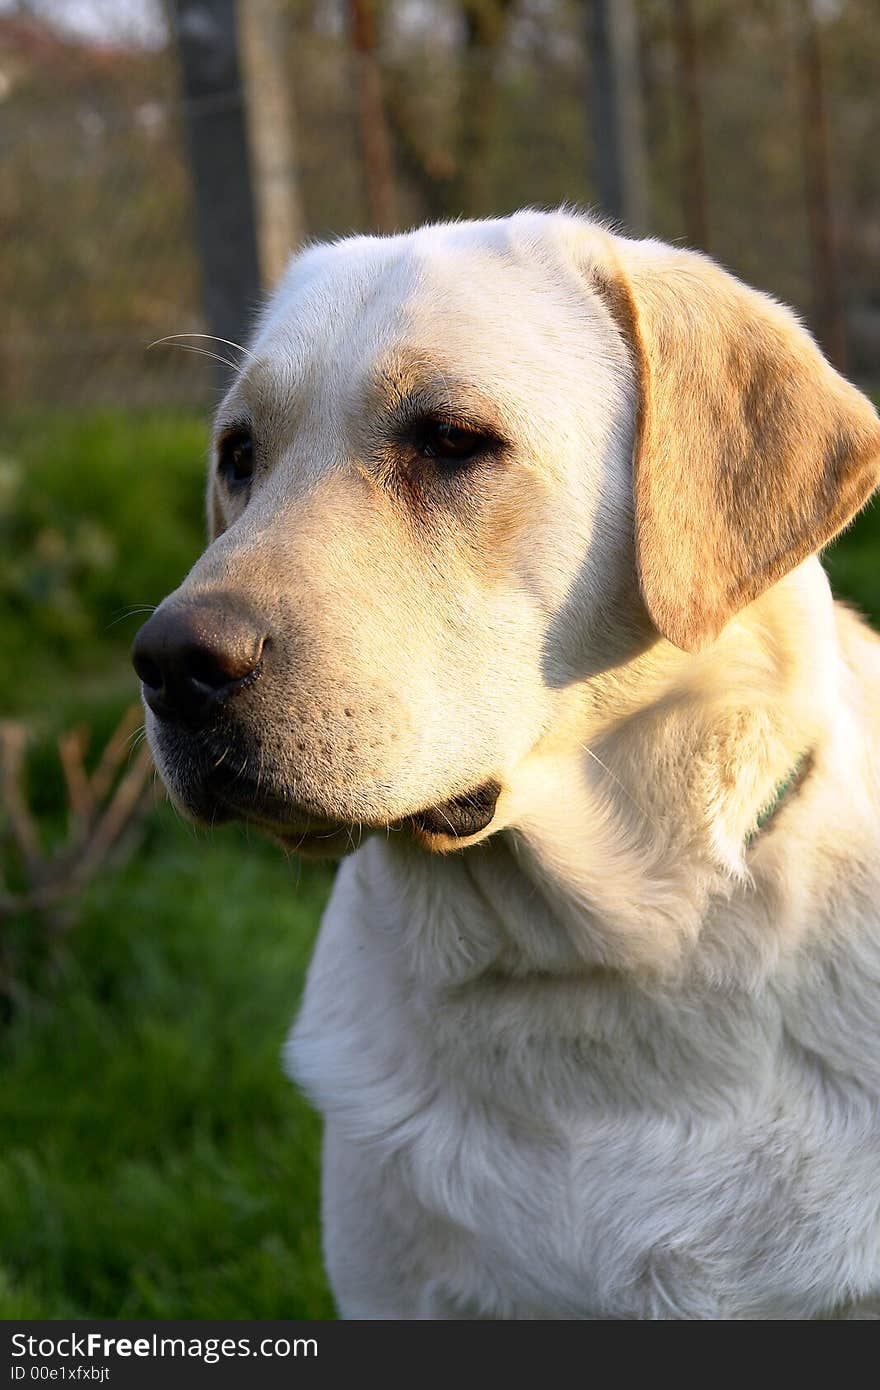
[{"xmin": 593, "ymin": 240, "xmax": 880, "ymax": 651}]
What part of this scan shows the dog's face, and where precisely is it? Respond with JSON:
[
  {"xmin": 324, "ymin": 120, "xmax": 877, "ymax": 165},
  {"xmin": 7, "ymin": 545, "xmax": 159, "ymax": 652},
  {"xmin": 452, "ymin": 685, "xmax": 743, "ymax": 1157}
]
[{"xmin": 134, "ymin": 212, "xmax": 880, "ymax": 855}]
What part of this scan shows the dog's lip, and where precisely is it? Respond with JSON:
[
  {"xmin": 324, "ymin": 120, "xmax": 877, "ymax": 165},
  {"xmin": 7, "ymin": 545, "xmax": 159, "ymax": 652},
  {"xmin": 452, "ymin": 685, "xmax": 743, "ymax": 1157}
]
[
  {"xmin": 224, "ymin": 803, "xmax": 358, "ymax": 858},
  {"xmin": 203, "ymin": 769, "xmax": 502, "ymax": 847},
  {"xmin": 403, "ymin": 779, "xmax": 502, "ymax": 839},
  {"xmin": 213, "ymin": 787, "xmax": 345, "ymax": 838}
]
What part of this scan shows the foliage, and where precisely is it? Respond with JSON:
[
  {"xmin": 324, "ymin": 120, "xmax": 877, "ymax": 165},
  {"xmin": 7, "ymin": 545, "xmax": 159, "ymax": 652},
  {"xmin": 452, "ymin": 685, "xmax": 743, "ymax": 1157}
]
[
  {"xmin": 0, "ymin": 410, "xmax": 208, "ymax": 723},
  {"xmin": 824, "ymin": 494, "xmax": 880, "ymax": 629}
]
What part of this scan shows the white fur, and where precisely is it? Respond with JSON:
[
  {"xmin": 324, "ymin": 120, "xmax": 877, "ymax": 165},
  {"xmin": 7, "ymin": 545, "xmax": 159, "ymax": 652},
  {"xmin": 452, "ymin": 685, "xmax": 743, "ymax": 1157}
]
[{"xmin": 289, "ymin": 568, "xmax": 880, "ymax": 1317}]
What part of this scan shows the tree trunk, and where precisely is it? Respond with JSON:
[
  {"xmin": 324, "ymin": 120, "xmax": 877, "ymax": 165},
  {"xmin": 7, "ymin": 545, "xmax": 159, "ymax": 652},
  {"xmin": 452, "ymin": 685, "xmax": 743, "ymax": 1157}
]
[
  {"xmin": 452, "ymin": 0, "xmax": 515, "ymax": 217},
  {"xmin": 585, "ymin": 0, "xmax": 649, "ymax": 234},
  {"xmin": 348, "ymin": 0, "xmax": 398, "ymax": 232},
  {"xmin": 795, "ymin": 0, "xmax": 846, "ymax": 369},
  {"xmin": 239, "ymin": 0, "xmax": 305, "ymax": 286},
  {"xmin": 673, "ymin": 0, "xmax": 709, "ymax": 249}
]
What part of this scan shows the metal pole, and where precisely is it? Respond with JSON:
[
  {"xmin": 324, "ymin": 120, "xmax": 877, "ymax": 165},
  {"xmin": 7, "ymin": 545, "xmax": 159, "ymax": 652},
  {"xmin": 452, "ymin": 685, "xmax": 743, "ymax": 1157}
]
[{"xmin": 171, "ymin": 0, "xmax": 262, "ymax": 367}]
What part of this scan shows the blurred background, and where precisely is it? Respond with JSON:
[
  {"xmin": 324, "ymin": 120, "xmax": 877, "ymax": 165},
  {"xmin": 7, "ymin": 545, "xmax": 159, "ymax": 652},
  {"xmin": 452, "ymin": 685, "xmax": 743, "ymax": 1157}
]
[{"xmin": 0, "ymin": 0, "xmax": 877, "ymax": 1318}]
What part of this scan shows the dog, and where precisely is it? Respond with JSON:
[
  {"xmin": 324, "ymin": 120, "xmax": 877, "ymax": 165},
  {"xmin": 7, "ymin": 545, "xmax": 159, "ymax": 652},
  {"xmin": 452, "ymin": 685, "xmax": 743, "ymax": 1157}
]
[{"xmin": 134, "ymin": 210, "xmax": 880, "ymax": 1319}]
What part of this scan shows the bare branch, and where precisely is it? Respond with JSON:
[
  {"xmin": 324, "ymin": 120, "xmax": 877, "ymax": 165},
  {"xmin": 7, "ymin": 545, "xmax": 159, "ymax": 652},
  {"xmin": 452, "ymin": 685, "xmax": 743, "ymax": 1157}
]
[
  {"xmin": 58, "ymin": 726, "xmax": 93, "ymax": 839},
  {"xmin": 77, "ymin": 744, "xmax": 155, "ymax": 885},
  {"xmin": 0, "ymin": 707, "xmax": 157, "ymax": 938},
  {"xmin": 89, "ymin": 705, "xmax": 144, "ymax": 805},
  {"xmin": 0, "ymin": 722, "xmax": 42, "ymax": 874}
]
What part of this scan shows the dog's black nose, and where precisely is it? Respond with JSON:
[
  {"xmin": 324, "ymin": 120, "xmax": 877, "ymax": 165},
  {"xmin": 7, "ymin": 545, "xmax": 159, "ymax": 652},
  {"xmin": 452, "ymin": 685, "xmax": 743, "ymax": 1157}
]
[{"xmin": 132, "ymin": 598, "xmax": 267, "ymax": 726}]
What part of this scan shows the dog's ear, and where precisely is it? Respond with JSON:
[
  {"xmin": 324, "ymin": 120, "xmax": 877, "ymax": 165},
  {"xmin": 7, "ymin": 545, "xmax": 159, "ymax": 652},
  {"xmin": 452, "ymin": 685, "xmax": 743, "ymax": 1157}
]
[{"xmin": 591, "ymin": 240, "xmax": 880, "ymax": 651}]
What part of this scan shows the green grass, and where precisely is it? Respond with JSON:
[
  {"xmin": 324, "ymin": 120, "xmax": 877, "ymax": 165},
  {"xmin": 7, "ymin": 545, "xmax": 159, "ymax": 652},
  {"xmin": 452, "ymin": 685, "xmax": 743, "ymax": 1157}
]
[
  {"xmin": 0, "ymin": 814, "xmax": 335, "ymax": 1318},
  {"xmin": 0, "ymin": 405, "xmax": 878, "ymax": 1320}
]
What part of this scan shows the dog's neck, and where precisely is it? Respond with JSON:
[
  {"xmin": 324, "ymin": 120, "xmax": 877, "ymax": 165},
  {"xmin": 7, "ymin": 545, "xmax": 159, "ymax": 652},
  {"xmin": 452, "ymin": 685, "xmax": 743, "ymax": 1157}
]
[{"xmin": 387, "ymin": 558, "xmax": 846, "ymax": 984}]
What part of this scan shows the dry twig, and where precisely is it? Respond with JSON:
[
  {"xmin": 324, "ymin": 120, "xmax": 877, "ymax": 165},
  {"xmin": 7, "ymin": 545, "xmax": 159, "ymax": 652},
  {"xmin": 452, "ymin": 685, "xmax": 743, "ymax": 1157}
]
[{"xmin": 0, "ymin": 706, "xmax": 156, "ymax": 929}]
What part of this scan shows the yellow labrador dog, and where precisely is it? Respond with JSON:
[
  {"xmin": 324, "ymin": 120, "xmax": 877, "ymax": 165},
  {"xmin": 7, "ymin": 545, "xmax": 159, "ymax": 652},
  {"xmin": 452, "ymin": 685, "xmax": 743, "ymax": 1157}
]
[{"xmin": 134, "ymin": 210, "xmax": 880, "ymax": 1319}]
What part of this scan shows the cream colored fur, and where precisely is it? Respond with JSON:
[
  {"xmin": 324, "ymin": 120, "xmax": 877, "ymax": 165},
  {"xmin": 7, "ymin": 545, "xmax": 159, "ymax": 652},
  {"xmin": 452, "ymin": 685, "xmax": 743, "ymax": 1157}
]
[
  {"xmin": 291, "ymin": 567, "xmax": 880, "ymax": 1317},
  {"xmin": 146, "ymin": 210, "xmax": 880, "ymax": 1319}
]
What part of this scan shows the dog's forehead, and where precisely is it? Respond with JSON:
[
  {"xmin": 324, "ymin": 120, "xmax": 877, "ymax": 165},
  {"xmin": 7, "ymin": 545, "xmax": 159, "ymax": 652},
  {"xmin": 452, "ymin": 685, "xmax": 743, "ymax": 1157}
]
[
  {"xmin": 223, "ymin": 220, "xmax": 609, "ymax": 426},
  {"xmin": 263, "ymin": 221, "xmax": 538, "ymax": 341}
]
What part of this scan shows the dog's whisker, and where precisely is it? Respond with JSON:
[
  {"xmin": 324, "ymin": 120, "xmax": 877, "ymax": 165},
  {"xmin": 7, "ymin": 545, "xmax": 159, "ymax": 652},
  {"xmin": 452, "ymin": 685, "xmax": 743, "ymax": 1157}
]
[
  {"xmin": 127, "ymin": 726, "xmax": 148, "ymax": 760},
  {"xmin": 183, "ymin": 332, "xmax": 250, "ymax": 356},
  {"xmin": 146, "ymin": 340, "xmax": 240, "ymax": 372},
  {"xmin": 580, "ymin": 744, "xmax": 656, "ymax": 827},
  {"xmin": 433, "ymin": 805, "xmax": 459, "ymax": 837},
  {"xmin": 147, "ymin": 331, "xmax": 254, "ymax": 363},
  {"xmin": 106, "ymin": 603, "xmax": 158, "ymax": 629}
]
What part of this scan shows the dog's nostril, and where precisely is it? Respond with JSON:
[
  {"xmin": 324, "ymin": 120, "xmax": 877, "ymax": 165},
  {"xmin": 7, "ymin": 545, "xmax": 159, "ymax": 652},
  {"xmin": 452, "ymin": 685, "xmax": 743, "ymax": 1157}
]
[
  {"xmin": 132, "ymin": 598, "xmax": 269, "ymax": 726},
  {"xmin": 132, "ymin": 650, "xmax": 163, "ymax": 691},
  {"xmin": 185, "ymin": 635, "xmax": 264, "ymax": 691}
]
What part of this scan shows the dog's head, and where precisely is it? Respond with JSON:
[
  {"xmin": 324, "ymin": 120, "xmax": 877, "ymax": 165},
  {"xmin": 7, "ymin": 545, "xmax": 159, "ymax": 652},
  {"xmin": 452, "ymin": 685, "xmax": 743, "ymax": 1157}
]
[{"xmin": 133, "ymin": 211, "xmax": 880, "ymax": 855}]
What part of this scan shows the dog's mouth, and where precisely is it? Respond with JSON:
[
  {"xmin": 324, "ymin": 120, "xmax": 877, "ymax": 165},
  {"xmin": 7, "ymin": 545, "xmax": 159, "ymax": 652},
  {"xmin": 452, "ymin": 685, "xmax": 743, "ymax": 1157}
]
[
  {"xmin": 203, "ymin": 766, "xmax": 502, "ymax": 856},
  {"xmin": 151, "ymin": 718, "xmax": 503, "ymax": 856},
  {"xmin": 405, "ymin": 780, "xmax": 502, "ymax": 840}
]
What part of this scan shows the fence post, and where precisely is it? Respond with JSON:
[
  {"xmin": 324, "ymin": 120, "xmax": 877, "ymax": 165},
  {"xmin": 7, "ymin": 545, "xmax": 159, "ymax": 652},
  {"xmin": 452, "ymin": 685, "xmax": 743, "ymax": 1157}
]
[
  {"xmin": 673, "ymin": 0, "xmax": 709, "ymax": 250},
  {"xmin": 348, "ymin": 0, "xmax": 398, "ymax": 232},
  {"xmin": 585, "ymin": 0, "xmax": 648, "ymax": 234},
  {"xmin": 171, "ymin": 0, "xmax": 261, "ymax": 366},
  {"xmin": 795, "ymin": 0, "xmax": 846, "ymax": 370},
  {"xmin": 239, "ymin": 0, "xmax": 305, "ymax": 286}
]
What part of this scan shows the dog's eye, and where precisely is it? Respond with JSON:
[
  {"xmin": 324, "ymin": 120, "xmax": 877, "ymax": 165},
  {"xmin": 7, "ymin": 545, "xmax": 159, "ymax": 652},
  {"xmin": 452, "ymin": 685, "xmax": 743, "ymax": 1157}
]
[
  {"xmin": 416, "ymin": 420, "xmax": 489, "ymax": 465},
  {"xmin": 218, "ymin": 429, "xmax": 254, "ymax": 489}
]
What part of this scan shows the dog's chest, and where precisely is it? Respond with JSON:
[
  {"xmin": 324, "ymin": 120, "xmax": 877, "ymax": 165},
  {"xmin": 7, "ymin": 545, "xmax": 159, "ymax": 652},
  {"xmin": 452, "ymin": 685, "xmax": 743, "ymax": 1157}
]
[
  {"xmin": 290, "ymin": 869, "xmax": 880, "ymax": 1319},
  {"xmin": 375, "ymin": 1011, "xmax": 877, "ymax": 1317}
]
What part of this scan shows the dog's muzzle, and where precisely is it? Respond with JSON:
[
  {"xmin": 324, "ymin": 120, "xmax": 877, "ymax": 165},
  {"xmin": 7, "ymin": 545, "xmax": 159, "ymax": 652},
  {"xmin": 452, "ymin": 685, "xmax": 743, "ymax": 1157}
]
[{"xmin": 133, "ymin": 601, "xmax": 503, "ymax": 851}]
